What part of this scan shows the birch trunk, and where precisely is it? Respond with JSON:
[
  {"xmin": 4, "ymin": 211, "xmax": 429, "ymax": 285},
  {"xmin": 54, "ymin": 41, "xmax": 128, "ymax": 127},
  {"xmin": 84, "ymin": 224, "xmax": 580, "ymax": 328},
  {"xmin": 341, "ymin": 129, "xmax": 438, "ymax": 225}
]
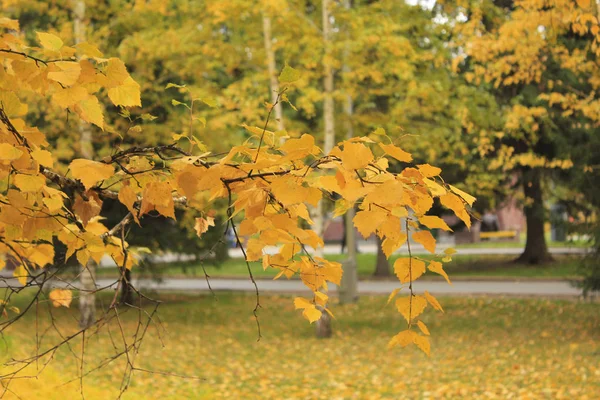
[
  {"xmin": 337, "ymin": 0, "xmax": 358, "ymax": 304},
  {"xmin": 339, "ymin": 95, "xmax": 358, "ymax": 303},
  {"xmin": 73, "ymin": 0, "xmax": 97, "ymax": 329},
  {"xmin": 315, "ymin": 0, "xmax": 335, "ymax": 338},
  {"xmin": 262, "ymin": 13, "xmax": 285, "ymax": 132}
]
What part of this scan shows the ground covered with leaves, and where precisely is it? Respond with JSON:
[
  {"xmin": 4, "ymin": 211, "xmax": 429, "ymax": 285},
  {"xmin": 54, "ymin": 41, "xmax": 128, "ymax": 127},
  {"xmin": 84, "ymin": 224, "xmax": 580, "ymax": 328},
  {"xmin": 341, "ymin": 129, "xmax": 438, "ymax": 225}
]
[{"xmin": 1, "ymin": 293, "xmax": 599, "ymax": 399}]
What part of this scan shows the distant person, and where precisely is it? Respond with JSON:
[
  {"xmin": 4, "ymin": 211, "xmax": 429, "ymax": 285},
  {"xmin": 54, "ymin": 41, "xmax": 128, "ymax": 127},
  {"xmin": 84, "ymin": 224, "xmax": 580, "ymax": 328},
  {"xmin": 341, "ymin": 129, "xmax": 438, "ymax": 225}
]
[
  {"xmin": 226, "ymin": 227, "xmax": 237, "ymax": 248},
  {"xmin": 481, "ymin": 209, "xmax": 499, "ymax": 232}
]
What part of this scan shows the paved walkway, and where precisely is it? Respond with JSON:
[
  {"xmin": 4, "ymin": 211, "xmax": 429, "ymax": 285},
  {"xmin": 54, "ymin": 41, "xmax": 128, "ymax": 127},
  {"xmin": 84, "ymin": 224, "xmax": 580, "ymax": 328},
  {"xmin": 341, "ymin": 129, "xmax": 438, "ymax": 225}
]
[
  {"xmin": 44, "ymin": 277, "xmax": 581, "ymax": 297},
  {"xmin": 230, "ymin": 244, "xmax": 588, "ymax": 258}
]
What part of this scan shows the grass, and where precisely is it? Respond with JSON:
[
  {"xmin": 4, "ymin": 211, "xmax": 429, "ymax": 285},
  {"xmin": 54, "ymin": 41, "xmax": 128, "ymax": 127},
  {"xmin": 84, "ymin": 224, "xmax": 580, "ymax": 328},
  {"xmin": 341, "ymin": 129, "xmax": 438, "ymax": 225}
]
[
  {"xmin": 1, "ymin": 291, "xmax": 598, "ymax": 399},
  {"xmin": 455, "ymin": 240, "xmax": 590, "ymax": 249},
  {"xmin": 92, "ymin": 253, "xmax": 583, "ymax": 280}
]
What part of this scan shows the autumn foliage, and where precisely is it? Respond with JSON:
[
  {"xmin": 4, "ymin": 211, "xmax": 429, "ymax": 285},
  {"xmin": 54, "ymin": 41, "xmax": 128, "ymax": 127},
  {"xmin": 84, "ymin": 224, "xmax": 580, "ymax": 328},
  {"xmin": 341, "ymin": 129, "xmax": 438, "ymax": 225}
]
[{"xmin": 0, "ymin": 18, "xmax": 476, "ymax": 359}]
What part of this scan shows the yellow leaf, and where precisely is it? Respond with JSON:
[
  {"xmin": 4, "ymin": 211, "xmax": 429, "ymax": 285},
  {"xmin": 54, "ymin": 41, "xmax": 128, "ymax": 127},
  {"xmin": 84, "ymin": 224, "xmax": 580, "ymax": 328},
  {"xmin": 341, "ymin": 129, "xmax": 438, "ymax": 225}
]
[
  {"xmin": 332, "ymin": 198, "xmax": 352, "ymax": 218},
  {"xmin": 418, "ymin": 215, "xmax": 452, "ymax": 231},
  {"xmin": 412, "ymin": 230, "xmax": 436, "ymax": 253},
  {"xmin": 379, "ymin": 143, "xmax": 412, "ymax": 162},
  {"xmin": 108, "ymin": 76, "xmax": 141, "ymax": 107},
  {"xmin": 449, "ymin": 184, "xmax": 476, "ymax": 207},
  {"xmin": 43, "ymin": 195, "xmax": 64, "ymax": 212},
  {"xmin": 413, "ymin": 334, "xmax": 430, "ymax": 356},
  {"xmin": 139, "ymin": 181, "xmax": 176, "ymax": 219},
  {"xmin": 410, "ymin": 191, "xmax": 434, "ymax": 215},
  {"xmin": 393, "ymin": 258, "xmax": 425, "ymax": 283},
  {"xmin": 340, "ymin": 142, "xmax": 374, "ymax": 170},
  {"xmin": 417, "ymin": 320, "xmax": 430, "ymax": 336},
  {"xmin": 31, "ymin": 149, "xmax": 53, "ymax": 168},
  {"xmin": 52, "ymin": 86, "xmax": 89, "ymax": 109},
  {"xmin": 0, "ymin": 18, "xmax": 19, "ymax": 31},
  {"xmin": 194, "ymin": 216, "xmax": 215, "ymax": 238},
  {"xmin": 0, "ymin": 143, "xmax": 23, "ymax": 160},
  {"xmin": 381, "ymin": 233, "xmax": 407, "ymax": 258},
  {"xmin": 303, "ymin": 306, "xmax": 322, "ymax": 323},
  {"xmin": 105, "ymin": 58, "xmax": 130, "ymax": 86},
  {"xmin": 36, "ymin": 31, "xmax": 63, "ymax": 51},
  {"xmin": 73, "ymin": 191, "xmax": 102, "ymax": 226},
  {"xmin": 388, "ymin": 329, "xmax": 416, "ymax": 349},
  {"xmin": 314, "ymin": 291, "xmax": 328, "ymax": 306},
  {"xmin": 76, "ymin": 96, "xmax": 104, "ymax": 128},
  {"xmin": 386, "ymin": 288, "xmax": 401, "ymax": 305},
  {"xmin": 47, "ymin": 61, "xmax": 81, "ymax": 86},
  {"xmin": 76, "ymin": 42, "xmax": 103, "ymax": 58},
  {"xmin": 428, "ymin": 261, "xmax": 451, "ymax": 284},
  {"xmin": 293, "ymin": 297, "xmax": 322, "ymax": 323},
  {"xmin": 49, "ymin": 289, "xmax": 72, "ymax": 308},
  {"xmin": 577, "ymin": 0, "xmax": 591, "ymax": 8},
  {"xmin": 395, "ymin": 295, "xmax": 427, "ymax": 322},
  {"xmin": 13, "ymin": 174, "xmax": 45, "ymax": 192},
  {"xmin": 75, "ymin": 246, "xmax": 95, "ymax": 264},
  {"xmin": 424, "ymin": 291, "xmax": 444, "ymax": 312},
  {"xmin": 13, "ymin": 264, "xmax": 27, "ymax": 286},
  {"xmin": 26, "ymin": 243, "xmax": 55, "ymax": 267},
  {"xmin": 424, "ymin": 178, "xmax": 446, "ymax": 197},
  {"xmin": 0, "ymin": 91, "xmax": 28, "ymax": 117},
  {"xmin": 353, "ymin": 209, "xmax": 387, "ymax": 238},
  {"xmin": 69, "ymin": 159, "xmax": 114, "ymax": 190},
  {"xmin": 444, "ymin": 247, "xmax": 456, "ymax": 255},
  {"xmin": 417, "ymin": 164, "xmax": 441, "ymax": 178},
  {"xmin": 279, "ymin": 134, "xmax": 319, "ymax": 158},
  {"xmin": 279, "ymin": 63, "xmax": 301, "ymax": 84},
  {"xmin": 118, "ymin": 185, "xmax": 140, "ymax": 224},
  {"xmin": 371, "ymin": 127, "xmax": 386, "ymax": 136},
  {"xmin": 440, "ymin": 193, "xmax": 471, "ymax": 229},
  {"xmin": 270, "ymin": 176, "xmax": 321, "ymax": 207}
]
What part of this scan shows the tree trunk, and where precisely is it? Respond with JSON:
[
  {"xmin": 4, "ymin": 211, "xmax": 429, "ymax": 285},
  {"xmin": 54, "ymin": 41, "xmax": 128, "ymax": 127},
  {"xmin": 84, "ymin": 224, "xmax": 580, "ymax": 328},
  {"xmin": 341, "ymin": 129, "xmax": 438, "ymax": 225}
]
[
  {"xmin": 322, "ymin": 0, "xmax": 335, "ymax": 155},
  {"xmin": 373, "ymin": 235, "xmax": 391, "ymax": 277},
  {"xmin": 261, "ymin": 12, "xmax": 285, "ymax": 132},
  {"xmin": 338, "ymin": 0, "xmax": 358, "ymax": 304},
  {"xmin": 339, "ymin": 97, "xmax": 358, "ymax": 302},
  {"xmin": 79, "ymin": 260, "xmax": 97, "ymax": 329},
  {"xmin": 73, "ymin": 0, "xmax": 97, "ymax": 329},
  {"xmin": 315, "ymin": 0, "xmax": 336, "ymax": 335},
  {"xmin": 339, "ymin": 196, "xmax": 358, "ymax": 303},
  {"xmin": 315, "ymin": 305, "xmax": 332, "ymax": 338},
  {"xmin": 119, "ymin": 268, "xmax": 134, "ymax": 305},
  {"xmin": 515, "ymin": 168, "xmax": 553, "ymax": 264}
]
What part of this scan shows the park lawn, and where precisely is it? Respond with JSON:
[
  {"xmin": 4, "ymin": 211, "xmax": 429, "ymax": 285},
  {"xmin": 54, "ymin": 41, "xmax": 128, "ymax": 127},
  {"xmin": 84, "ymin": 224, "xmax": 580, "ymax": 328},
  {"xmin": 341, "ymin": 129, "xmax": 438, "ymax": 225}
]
[
  {"xmin": 1, "ymin": 292, "xmax": 598, "ymax": 399},
  {"xmin": 455, "ymin": 240, "xmax": 590, "ymax": 249},
  {"xmin": 93, "ymin": 253, "xmax": 583, "ymax": 280}
]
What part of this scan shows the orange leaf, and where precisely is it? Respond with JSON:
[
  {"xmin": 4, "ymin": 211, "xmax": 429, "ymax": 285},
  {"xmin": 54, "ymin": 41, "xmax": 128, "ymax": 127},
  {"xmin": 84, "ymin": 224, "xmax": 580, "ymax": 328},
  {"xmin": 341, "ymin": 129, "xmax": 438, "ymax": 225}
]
[
  {"xmin": 412, "ymin": 230, "xmax": 436, "ymax": 253},
  {"xmin": 428, "ymin": 261, "xmax": 451, "ymax": 284},
  {"xmin": 379, "ymin": 143, "xmax": 412, "ymax": 163},
  {"xmin": 340, "ymin": 142, "xmax": 374, "ymax": 170},
  {"xmin": 194, "ymin": 216, "xmax": 215, "ymax": 238},
  {"xmin": 49, "ymin": 289, "xmax": 72, "ymax": 308},
  {"xmin": 393, "ymin": 258, "xmax": 426, "ymax": 283},
  {"xmin": 353, "ymin": 209, "xmax": 388, "ymax": 238}
]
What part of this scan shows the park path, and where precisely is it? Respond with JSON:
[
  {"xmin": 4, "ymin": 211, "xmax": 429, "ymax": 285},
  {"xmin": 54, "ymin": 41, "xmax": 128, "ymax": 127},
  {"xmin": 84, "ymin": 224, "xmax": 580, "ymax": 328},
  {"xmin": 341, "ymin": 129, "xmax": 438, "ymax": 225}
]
[
  {"xmin": 230, "ymin": 244, "xmax": 588, "ymax": 257},
  {"xmin": 78, "ymin": 277, "xmax": 583, "ymax": 297},
  {"xmin": 0, "ymin": 245, "xmax": 588, "ymax": 297},
  {"xmin": 0, "ymin": 272, "xmax": 583, "ymax": 296}
]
